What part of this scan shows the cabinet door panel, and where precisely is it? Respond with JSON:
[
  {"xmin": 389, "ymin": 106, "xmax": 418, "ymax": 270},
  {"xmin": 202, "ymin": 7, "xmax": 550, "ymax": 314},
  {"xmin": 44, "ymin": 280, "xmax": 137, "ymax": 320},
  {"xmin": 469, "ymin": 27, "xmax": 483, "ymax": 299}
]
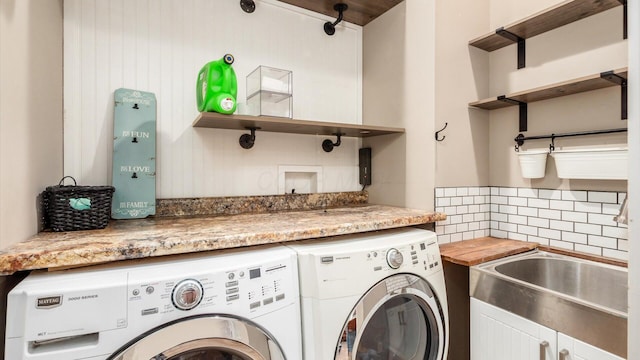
[
  {"xmin": 471, "ymin": 298, "xmax": 556, "ymax": 360},
  {"xmin": 557, "ymin": 333, "xmax": 624, "ymax": 360}
]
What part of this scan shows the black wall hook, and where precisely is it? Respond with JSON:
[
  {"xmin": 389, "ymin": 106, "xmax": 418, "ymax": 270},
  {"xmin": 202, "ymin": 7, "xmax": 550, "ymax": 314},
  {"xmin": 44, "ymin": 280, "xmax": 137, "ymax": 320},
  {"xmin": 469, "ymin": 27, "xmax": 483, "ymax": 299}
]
[
  {"xmin": 322, "ymin": 133, "xmax": 343, "ymax": 152},
  {"xmin": 240, "ymin": 0, "xmax": 255, "ymax": 13},
  {"xmin": 239, "ymin": 127, "xmax": 260, "ymax": 149},
  {"xmin": 435, "ymin": 123, "xmax": 448, "ymax": 141},
  {"xmin": 324, "ymin": 3, "xmax": 348, "ymax": 36}
]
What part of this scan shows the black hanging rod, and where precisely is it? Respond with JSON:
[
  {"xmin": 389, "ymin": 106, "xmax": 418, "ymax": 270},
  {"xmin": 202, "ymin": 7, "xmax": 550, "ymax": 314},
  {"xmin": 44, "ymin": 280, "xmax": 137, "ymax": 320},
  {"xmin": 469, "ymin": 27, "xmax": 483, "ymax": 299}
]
[{"xmin": 514, "ymin": 128, "xmax": 627, "ymax": 149}]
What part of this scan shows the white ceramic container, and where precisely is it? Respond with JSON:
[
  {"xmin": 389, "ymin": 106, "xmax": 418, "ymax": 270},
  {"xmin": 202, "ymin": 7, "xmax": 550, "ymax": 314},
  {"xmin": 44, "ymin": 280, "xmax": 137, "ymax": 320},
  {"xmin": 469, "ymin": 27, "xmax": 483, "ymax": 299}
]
[
  {"xmin": 550, "ymin": 147, "xmax": 628, "ymax": 180},
  {"xmin": 517, "ymin": 150, "xmax": 548, "ymax": 179}
]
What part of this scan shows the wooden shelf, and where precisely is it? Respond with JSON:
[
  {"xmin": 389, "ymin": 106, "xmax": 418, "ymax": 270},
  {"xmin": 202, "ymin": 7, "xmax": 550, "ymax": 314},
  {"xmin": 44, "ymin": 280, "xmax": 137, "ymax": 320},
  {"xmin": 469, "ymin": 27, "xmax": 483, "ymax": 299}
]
[
  {"xmin": 469, "ymin": 0, "xmax": 623, "ymax": 52},
  {"xmin": 277, "ymin": 0, "xmax": 403, "ymax": 26},
  {"xmin": 192, "ymin": 112, "xmax": 404, "ymax": 138},
  {"xmin": 469, "ymin": 67, "xmax": 627, "ymax": 110}
]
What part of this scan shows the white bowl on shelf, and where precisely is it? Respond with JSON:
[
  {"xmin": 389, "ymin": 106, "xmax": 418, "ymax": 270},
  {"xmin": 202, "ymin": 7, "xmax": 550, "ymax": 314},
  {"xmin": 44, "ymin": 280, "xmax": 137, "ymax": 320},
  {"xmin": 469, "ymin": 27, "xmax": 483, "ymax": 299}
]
[
  {"xmin": 517, "ymin": 150, "xmax": 548, "ymax": 179},
  {"xmin": 550, "ymin": 147, "xmax": 628, "ymax": 180}
]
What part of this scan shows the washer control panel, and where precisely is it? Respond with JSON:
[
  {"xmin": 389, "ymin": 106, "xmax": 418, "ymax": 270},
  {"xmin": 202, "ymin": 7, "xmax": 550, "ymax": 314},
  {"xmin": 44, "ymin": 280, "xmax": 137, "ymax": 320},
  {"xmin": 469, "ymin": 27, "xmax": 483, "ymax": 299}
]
[{"xmin": 125, "ymin": 250, "xmax": 298, "ymax": 322}]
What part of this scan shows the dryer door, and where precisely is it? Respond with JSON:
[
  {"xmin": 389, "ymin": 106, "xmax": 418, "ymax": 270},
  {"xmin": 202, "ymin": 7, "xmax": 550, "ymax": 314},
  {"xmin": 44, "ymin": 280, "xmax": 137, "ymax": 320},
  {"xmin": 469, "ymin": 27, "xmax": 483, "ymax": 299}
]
[
  {"xmin": 109, "ymin": 315, "xmax": 285, "ymax": 360},
  {"xmin": 337, "ymin": 274, "xmax": 446, "ymax": 360}
]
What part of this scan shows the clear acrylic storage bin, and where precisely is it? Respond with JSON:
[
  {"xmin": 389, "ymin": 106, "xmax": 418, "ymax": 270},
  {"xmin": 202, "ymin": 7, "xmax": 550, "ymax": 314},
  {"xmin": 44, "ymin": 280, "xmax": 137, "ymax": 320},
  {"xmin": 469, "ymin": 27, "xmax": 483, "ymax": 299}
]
[{"xmin": 246, "ymin": 66, "xmax": 292, "ymax": 118}]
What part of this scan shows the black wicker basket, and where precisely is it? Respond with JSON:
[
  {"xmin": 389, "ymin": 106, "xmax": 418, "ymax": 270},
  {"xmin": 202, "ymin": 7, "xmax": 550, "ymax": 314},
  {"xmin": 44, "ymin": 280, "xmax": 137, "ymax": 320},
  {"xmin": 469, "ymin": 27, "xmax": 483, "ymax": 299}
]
[{"xmin": 45, "ymin": 176, "xmax": 115, "ymax": 231}]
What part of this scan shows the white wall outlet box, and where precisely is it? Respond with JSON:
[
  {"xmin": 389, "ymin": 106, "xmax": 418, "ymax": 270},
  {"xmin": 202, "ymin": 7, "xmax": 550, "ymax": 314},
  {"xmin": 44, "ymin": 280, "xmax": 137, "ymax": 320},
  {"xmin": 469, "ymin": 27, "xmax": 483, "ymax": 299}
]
[{"xmin": 278, "ymin": 165, "xmax": 323, "ymax": 194}]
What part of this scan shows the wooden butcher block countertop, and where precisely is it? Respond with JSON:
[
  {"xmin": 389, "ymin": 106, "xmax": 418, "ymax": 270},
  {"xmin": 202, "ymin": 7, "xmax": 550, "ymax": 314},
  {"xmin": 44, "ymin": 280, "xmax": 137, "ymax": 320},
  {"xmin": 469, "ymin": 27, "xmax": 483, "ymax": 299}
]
[{"xmin": 439, "ymin": 237, "xmax": 538, "ymax": 266}]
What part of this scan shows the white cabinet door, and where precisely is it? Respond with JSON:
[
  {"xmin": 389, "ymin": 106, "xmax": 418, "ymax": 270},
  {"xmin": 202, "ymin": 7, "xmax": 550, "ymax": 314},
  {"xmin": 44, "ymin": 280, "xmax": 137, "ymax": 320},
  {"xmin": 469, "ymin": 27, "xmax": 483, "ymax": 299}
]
[
  {"xmin": 557, "ymin": 333, "xmax": 624, "ymax": 360},
  {"xmin": 471, "ymin": 298, "xmax": 557, "ymax": 360}
]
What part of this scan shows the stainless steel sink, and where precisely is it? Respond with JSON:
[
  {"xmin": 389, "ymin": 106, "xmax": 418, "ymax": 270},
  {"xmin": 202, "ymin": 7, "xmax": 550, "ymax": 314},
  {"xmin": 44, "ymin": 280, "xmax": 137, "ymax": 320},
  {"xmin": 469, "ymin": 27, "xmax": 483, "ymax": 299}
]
[{"xmin": 470, "ymin": 250, "xmax": 627, "ymax": 358}]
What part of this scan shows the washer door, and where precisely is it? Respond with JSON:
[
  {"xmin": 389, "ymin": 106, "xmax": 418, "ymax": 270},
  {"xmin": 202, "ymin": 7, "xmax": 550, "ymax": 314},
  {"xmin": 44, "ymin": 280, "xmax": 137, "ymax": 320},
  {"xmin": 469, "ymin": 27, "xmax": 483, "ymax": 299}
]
[
  {"xmin": 109, "ymin": 315, "xmax": 285, "ymax": 360},
  {"xmin": 337, "ymin": 274, "xmax": 446, "ymax": 360}
]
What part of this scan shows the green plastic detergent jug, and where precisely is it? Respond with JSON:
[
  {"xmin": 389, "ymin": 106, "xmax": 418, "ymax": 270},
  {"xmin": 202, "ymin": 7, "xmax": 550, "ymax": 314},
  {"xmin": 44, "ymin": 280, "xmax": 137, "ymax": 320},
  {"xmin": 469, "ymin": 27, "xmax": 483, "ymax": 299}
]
[{"xmin": 196, "ymin": 54, "xmax": 237, "ymax": 114}]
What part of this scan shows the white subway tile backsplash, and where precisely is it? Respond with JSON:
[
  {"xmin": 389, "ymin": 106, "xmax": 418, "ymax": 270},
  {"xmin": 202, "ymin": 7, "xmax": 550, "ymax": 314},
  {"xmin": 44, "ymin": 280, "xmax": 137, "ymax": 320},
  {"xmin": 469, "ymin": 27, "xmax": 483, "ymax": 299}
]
[
  {"xmin": 562, "ymin": 190, "xmax": 587, "ymax": 202},
  {"xmin": 550, "ymin": 200, "xmax": 574, "ymax": 211},
  {"xmin": 550, "ymin": 220, "xmax": 573, "ymax": 231},
  {"xmin": 528, "ymin": 198, "xmax": 550, "ymax": 209},
  {"xmin": 587, "ymin": 235, "xmax": 617, "ymax": 249},
  {"xmin": 602, "ymin": 203, "xmax": 622, "ymax": 215},
  {"xmin": 603, "ymin": 248, "xmax": 628, "ymax": 261},
  {"xmin": 435, "ymin": 186, "xmax": 627, "ymax": 258},
  {"xmin": 518, "ymin": 188, "xmax": 538, "ymax": 198},
  {"xmin": 449, "ymin": 215, "xmax": 462, "ymax": 224},
  {"xmin": 574, "ymin": 223, "xmax": 601, "ymax": 236},
  {"xmin": 499, "ymin": 222, "xmax": 518, "ymax": 232},
  {"xmin": 561, "ymin": 211, "xmax": 587, "ymax": 223},
  {"xmin": 508, "ymin": 232, "xmax": 528, "ymax": 241},
  {"xmin": 550, "ymin": 240, "xmax": 574, "ymax": 250},
  {"xmin": 574, "ymin": 202, "xmax": 602, "ymax": 213},
  {"xmin": 528, "ymin": 217, "xmax": 549, "ymax": 228},
  {"xmin": 518, "ymin": 206, "xmax": 538, "ymax": 217},
  {"xmin": 539, "ymin": 228, "xmax": 561, "ymax": 240},
  {"xmin": 499, "ymin": 205, "xmax": 518, "ymax": 215},
  {"xmin": 492, "ymin": 196, "xmax": 508, "ymax": 205},
  {"xmin": 450, "ymin": 233, "xmax": 463, "ymax": 242},
  {"xmin": 538, "ymin": 209, "xmax": 561, "ymax": 220},
  {"xmin": 518, "ymin": 225, "xmax": 538, "ymax": 236},
  {"xmin": 588, "ymin": 213, "xmax": 618, "ymax": 227},
  {"xmin": 436, "ymin": 198, "xmax": 451, "ymax": 207},
  {"xmin": 587, "ymin": 191, "xmax": 618, "ymax": 204},
  {"xmin": 509, "ymin": 214, "xmax": 528, "ymax": 225},
  {"xmin": 508, "ymin": 197, "xmax": 528, "ymax": 206},
  {"xmin": 539, "ymin": 189, "xmax": 562, "ymax": 200},
  {"xmin": 574, "ymin": 244, "xmax": 602, "ymax": 256},
  {"xmin": 562, "ymin": 231, "xmax": 587, "ymax": 244},
  {"xmin": 491, "ymin": 229, "xmax": 507, "ymax": 238},
  {"xmin": 444, "ymin": 188, "xmax": 457, "ymax": 197},
  {"xmin": 528, "ymin": 236, "xmax": 550, "ymax": 246},
  {"xmin": 603, "ymin": 226, "xmax": 628, "ymax": 239}
]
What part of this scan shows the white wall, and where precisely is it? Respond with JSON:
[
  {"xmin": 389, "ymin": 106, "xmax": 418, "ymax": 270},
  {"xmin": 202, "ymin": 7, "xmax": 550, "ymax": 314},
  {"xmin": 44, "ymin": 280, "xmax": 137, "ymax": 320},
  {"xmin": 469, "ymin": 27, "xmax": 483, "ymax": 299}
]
[
  {"xmin": 0, "ymin": 0, "xmax": 63, "ymax": 248},
  {"xmin": 64, "ymin": 0, "xmax": 363, "ymax": 198},
  {"xmin": 363, "ymin": 0, "xmax": 437, "ymax": 210}
]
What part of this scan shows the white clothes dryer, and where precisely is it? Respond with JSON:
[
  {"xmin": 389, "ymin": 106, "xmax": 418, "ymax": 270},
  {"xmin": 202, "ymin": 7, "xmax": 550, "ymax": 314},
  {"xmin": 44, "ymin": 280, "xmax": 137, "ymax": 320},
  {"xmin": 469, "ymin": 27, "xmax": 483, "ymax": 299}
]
[
  {"xmin": 5, "ymin": 244, "xmax": 302, "ymax": 360},
  {"xmin": 287, "ymin": 227, "xmax": 449, "ymax": 360}
]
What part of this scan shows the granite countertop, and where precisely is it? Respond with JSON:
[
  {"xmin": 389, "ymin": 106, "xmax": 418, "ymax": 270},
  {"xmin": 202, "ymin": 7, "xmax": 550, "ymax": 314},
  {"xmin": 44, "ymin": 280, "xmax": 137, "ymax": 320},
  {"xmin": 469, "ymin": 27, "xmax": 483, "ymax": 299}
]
[
  {"xmin": 439, "ymin": 237, "xmax": 538, "ymax": 266},
  {"xmin": 0, "ymin": 204, "xmax": 445, "ymax": 275}
]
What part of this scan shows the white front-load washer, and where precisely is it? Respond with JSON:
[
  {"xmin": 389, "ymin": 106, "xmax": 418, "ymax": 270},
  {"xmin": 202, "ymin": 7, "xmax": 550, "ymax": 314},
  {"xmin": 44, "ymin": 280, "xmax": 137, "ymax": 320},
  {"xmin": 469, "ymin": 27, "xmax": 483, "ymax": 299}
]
[
  {"xmin": 287, "ymin": 227, "xmax": 449, "ymax": 360},
  {"xmin": 5, "ymin": 244, "xmax": 302, "ymax": 360}
]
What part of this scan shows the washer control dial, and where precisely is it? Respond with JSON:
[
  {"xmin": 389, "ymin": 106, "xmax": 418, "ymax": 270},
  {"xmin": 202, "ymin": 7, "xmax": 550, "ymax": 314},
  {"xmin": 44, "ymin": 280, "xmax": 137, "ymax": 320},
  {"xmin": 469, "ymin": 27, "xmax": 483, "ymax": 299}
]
[
  {"xmin": 386, "ymin": 248, "xmax": 404, "ymax": 269},
  {"xmin": 172, "ymin": 279, "xmax": 204, "ymax": 311}
]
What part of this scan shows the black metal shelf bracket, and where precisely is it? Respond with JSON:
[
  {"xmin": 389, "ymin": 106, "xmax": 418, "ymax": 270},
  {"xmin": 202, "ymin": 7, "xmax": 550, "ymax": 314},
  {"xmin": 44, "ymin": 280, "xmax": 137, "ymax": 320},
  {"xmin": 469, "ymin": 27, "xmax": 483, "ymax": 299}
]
[
  {"xmin": 324, "ymin": 3, "xmax": 348, "ymax": 36},
  {"xmin": 514, "ymin": 128, "xmax": 628, "ymax": 151},
  {"xmin": 498, "ymin": 95, "xmax": 528, "ymax": 132},
  {"xmin": 239, "ymin": 127, "xmax": 260, "ymax": 149},
  {"xmin": 600, "ymin": 71, "xmax": 628, "ymax": 120},
  {"xmin": 619, "ymin": 0, "xmax": 627, "ymax": 39},
  {"xmin": 322, "ymin": 133, "xmax": 343, "ymax": 152},
  {"xmin": 496, "ymin": 27, "xmax": 526, "ymax": 69},
  {"xmin": 240, "ymin": 0, "xmax": 256, "ymax": 13}
]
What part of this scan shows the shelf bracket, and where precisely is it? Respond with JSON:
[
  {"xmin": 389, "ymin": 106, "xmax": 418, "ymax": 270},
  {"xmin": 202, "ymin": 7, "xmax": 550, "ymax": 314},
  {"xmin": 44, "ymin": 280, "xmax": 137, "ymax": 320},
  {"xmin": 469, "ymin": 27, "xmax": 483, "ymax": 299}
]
[
  {"xmin": 496, "ymin": 27, "xmax": 525, "ymax": 69},
  {"xmin": 498, "ymin": 95, "xmax": 528, "ymax": 132},
  {"xmin": 618, "ymin": 0, "xmax": 627, "ymax": 39},
  {"xmin": 600, "ymin": 71, "xmax": 627, "ymax": 120},
  {"xmin": 239, "ymin": 127, "xmax": 260, "ymax": 149},
  {"xmin": 322, "ymin": 133, "xmax": 343, "ymax": 152}
]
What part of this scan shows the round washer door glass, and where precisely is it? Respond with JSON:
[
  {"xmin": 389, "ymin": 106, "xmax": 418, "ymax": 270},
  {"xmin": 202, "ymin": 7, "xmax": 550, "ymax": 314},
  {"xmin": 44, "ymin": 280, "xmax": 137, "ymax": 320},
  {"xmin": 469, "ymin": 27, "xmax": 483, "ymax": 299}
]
[
  {"xmin": 109, "ymin": 316, "xmax": 284, "ymax": 360},
  {"xmin": 338, "ymin": 274, "xmax": 445, "ymax": 360}
]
